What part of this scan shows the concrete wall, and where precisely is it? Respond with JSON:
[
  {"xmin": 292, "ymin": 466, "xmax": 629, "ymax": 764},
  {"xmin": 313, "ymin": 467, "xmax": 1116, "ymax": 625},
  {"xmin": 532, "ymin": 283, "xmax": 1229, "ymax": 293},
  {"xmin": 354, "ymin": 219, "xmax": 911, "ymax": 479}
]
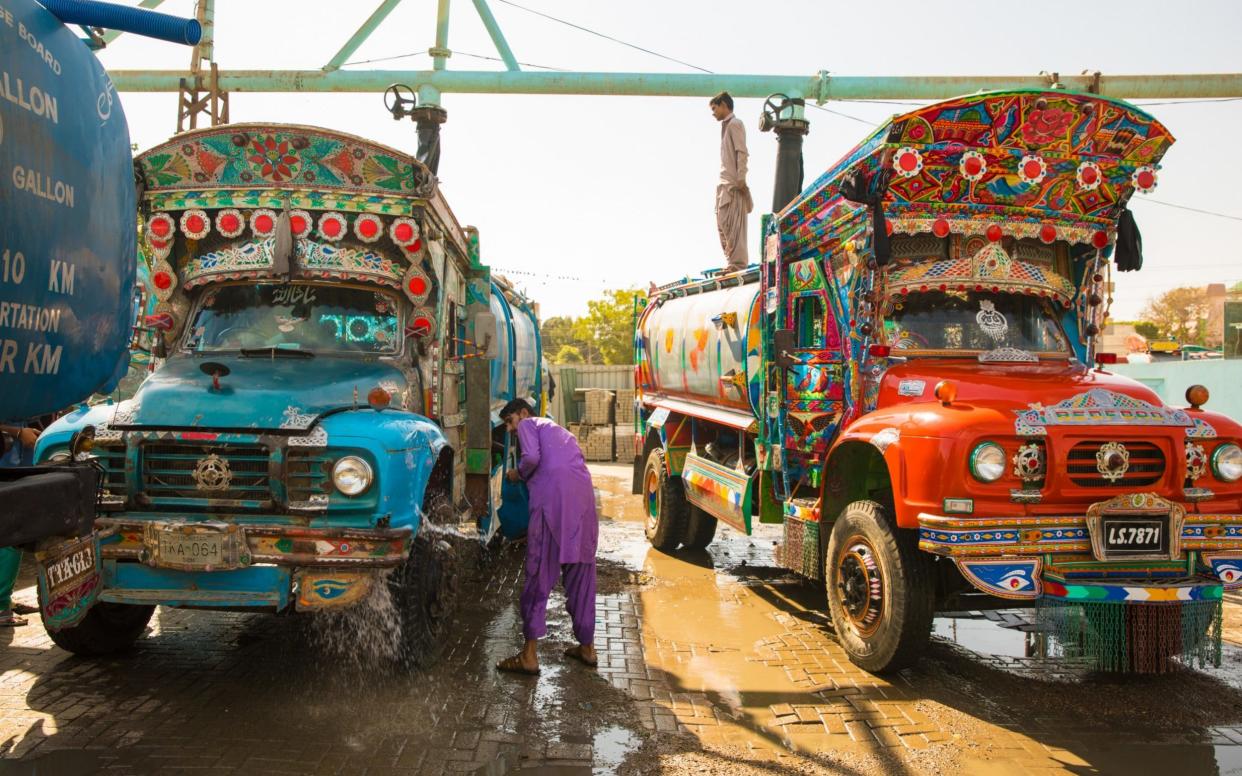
[{"xmin": 1112, "ymin": 360, "xmax": 1242, "ymax": 420}]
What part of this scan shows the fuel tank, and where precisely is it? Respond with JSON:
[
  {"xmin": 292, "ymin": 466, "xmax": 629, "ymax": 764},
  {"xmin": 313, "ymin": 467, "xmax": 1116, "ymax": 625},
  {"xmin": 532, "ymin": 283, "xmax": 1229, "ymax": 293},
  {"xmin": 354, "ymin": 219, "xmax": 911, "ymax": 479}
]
[
  {"xmin": 637, "ymin": 280, "xmax": 763, "ymax": 415},
  {"xmin": 489, "ymin": 280, "xmax": 542, "ymax": 419}
]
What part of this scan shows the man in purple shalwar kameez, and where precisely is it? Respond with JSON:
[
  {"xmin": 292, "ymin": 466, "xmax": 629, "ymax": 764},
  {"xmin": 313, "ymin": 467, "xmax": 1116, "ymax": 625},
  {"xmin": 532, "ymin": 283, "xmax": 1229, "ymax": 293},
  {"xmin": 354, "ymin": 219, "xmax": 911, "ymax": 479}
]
[{"xmin": 496, "ymin": 399, "xmax": 599, "ymax": 675}]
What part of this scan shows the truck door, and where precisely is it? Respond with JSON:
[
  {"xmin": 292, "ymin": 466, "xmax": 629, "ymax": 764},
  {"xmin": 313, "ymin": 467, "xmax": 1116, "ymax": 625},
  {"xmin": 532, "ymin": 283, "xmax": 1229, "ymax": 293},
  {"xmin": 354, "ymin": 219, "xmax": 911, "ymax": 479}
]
[{"xmin": 781, "ymin": 259, "xmax": 844, "ymax": 462}]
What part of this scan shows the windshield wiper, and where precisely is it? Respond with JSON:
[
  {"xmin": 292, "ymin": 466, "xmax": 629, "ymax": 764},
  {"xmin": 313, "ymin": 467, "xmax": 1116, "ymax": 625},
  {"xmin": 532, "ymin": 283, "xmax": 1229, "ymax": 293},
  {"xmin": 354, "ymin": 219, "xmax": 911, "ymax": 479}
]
[{"xmin": 239, "ymin": 347, "xmax": 316, "ymax": 359}]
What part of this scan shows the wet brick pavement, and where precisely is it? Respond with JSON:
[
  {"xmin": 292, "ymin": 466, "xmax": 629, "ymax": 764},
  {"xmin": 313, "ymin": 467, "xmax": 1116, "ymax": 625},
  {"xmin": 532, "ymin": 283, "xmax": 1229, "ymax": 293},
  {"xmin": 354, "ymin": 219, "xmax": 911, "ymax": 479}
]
[{"xmin": 1, "ymin": 463, "xmax": 1241, "ymax": 774}]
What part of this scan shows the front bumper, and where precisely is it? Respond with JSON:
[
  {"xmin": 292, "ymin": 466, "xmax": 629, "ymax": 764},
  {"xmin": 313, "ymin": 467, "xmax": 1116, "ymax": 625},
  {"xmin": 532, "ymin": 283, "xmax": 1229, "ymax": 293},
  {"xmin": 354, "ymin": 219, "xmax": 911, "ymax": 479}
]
[{"xmin": 917, "ymin": 493, "xmax": 1242, "ymax": 601}]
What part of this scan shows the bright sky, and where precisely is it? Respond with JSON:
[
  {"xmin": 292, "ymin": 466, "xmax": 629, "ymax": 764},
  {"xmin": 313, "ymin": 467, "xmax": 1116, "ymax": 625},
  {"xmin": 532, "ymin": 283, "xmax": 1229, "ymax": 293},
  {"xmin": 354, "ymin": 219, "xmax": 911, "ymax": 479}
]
[{"xmin": 97, "ymin": 0, "xmax": 1242, "ymax": 321}]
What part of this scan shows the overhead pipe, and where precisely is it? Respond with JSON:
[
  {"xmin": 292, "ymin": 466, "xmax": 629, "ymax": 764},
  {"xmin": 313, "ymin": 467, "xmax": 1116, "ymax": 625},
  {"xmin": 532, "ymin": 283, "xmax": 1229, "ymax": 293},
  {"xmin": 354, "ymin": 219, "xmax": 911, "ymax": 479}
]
[
  {"xmin": 40, "ymin": 0, "xmax": 201, "ymax": 45},
  {"xmin": 106, "ymin": 69, "xmax": 1242, "ymax": 100}
]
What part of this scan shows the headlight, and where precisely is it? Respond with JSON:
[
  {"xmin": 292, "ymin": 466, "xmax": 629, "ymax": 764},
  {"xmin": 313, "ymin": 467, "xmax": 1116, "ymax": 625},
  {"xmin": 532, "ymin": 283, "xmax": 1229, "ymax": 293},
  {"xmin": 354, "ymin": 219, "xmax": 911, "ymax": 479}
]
[
  {"xmin": 970, "ymin": 442, "xmax": 1006, "ymax": 482},
  {"xmin": 332, "ymin": 456, "xmax": 373, "ymax": 496},
  {"xmin": 1212, "ymin": 444, "xmax": 1242, "ymax": 483}
]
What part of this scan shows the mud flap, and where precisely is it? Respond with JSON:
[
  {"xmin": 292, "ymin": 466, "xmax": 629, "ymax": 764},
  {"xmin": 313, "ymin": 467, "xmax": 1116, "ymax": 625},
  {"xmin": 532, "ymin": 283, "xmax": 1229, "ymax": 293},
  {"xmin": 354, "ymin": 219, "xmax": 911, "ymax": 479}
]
[{"xmin": 36, "ymin": 532, "xmax": 102, "ymax": 631}]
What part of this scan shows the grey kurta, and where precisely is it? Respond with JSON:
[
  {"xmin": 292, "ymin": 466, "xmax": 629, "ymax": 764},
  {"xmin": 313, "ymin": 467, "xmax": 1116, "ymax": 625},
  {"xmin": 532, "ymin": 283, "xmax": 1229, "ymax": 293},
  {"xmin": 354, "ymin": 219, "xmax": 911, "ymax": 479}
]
[{"xmin": 716, "ymin": 113, "xmax": 753, "ymax": 271}]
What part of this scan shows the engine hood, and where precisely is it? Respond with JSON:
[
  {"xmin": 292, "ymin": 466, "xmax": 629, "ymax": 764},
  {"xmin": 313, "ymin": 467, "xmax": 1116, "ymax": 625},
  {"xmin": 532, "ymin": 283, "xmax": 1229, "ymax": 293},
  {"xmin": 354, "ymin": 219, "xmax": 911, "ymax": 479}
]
[{"xmin": 112, "ymin": 354, "xmax": 410, "ymax": 432}]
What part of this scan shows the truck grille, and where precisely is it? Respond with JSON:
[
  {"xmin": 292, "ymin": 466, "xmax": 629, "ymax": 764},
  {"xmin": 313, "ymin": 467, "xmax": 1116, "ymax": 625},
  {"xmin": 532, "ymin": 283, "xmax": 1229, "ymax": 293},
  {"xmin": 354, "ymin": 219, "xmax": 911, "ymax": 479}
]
[
  {"xmin": 1067, "ymin": 441, "xmax": 1165, "ymax": 488},
  {"xmin": 95, "ymin": 443, "xmax": 128, "ymax": 503},
  {"xmin": 141, "ymin": 443, "xmax": 271, "ymax": 504},
  {"xmin": 286, "ymin": 449, "xmax": 332, "ymax": 505}
]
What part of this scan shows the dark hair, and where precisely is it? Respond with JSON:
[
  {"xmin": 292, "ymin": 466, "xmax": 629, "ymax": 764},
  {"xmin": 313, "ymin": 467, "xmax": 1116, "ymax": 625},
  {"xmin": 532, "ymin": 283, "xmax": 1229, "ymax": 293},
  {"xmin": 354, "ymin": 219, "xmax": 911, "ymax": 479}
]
[
  {"xmin": 500, "ymin": 398, "xmax": 534, "ymax": 420},
  {"xmin": 709, "ymin": 91, "xmax": 733, "ymax": 111}
]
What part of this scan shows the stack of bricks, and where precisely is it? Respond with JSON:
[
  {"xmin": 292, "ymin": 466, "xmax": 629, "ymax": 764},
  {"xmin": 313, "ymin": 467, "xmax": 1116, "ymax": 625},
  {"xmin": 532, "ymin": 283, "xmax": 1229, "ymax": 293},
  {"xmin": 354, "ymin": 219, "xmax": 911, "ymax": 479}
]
[
  {"xmin": 569, "ymin": 424, "xmax": 617, "ymax": 462},
  {"xmin": 615, "ymin": 389, "xmax": 636, "ymax": 424},
  {"xmin": 582, "ymin": 389, "xmax": 615, "ymax": 425}
]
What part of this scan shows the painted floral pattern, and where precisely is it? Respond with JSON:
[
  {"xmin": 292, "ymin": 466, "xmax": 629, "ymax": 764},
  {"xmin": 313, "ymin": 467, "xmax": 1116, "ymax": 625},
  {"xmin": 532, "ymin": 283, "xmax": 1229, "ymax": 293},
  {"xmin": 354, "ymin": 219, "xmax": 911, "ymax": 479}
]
[{"xmin": 249, "ymin": 137, "xmax": 301, "ymax": 181}]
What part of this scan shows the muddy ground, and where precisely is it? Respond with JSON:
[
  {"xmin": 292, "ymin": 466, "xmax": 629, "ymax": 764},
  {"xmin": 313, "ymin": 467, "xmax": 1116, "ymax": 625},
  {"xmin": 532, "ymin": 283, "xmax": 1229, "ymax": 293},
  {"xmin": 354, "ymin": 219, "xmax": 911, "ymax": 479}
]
[{"xmin": 0, "ymin": 463, "xmax": 1241, "ymax": 774}]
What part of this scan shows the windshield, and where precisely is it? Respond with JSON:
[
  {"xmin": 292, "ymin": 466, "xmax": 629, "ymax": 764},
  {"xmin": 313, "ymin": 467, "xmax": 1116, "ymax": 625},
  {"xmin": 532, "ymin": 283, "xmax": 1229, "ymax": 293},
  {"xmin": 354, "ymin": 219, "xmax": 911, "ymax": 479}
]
[
  {"xmin": 186, "ymin": 283, "xmax": 401, "ymax": 354},
  {"xmin": 883, "ymin": 291, "xmax": 1070, "ymax": 358}
]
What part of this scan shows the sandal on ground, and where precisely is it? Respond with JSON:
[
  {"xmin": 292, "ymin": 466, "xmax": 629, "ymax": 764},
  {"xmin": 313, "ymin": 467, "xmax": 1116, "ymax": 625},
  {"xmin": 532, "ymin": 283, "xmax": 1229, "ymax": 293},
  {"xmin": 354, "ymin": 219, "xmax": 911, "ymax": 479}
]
[
  {"xmin": 496, "ymin": 654, "xmax": 540, "ymax": 675},
  {"xmin": 11, "ymin": 603, "xmax": 38, "ymax": 615},
  {"xmin": 563, "ymin": 646, "xmax": 598, "ymax": 667},
  {"xmin": 0, "ymin": 614, "xmax": 27, "ymax": 627}
]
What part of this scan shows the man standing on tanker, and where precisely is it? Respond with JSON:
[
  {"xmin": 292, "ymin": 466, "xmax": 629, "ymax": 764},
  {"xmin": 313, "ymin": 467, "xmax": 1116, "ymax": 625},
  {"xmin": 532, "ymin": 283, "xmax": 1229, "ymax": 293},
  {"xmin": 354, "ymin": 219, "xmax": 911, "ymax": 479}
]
[
  {"xmin": 496, "ymin": 399, "xmax": 599, "ymax": 675},
  {"xmin": 712, "ymin": 91, "xmax": 753, "ymax": 273}
]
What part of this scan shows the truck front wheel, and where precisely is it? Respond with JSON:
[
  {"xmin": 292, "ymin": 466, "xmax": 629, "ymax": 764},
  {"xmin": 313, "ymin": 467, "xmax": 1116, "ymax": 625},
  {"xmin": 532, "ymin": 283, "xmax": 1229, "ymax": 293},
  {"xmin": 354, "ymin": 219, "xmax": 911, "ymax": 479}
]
[
  {"xmin": 45, "ymin": 602, "xmax": 155, "ymax": 656},
  {"xmin": 642, "ymin": 448, "xmax": 689, "ymax": 552},
  {"xmin": 824, "ymin": 500, "xmax": 933, "ymax": 673},
  {"xmin": 391, "ymin": 529, "xmax": 460, "ymax": 669}
]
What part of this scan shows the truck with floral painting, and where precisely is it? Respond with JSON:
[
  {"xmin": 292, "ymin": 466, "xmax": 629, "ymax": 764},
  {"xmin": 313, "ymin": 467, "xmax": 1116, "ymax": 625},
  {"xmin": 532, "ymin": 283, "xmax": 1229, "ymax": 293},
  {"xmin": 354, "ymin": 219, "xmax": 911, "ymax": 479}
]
[
  {"xmin": 635, "ymin": 90, "xmax": 1242, "ymax": 673},
  {"xmin": 35, "ymin": 124, "xmax": 542, "ymax": 664}
]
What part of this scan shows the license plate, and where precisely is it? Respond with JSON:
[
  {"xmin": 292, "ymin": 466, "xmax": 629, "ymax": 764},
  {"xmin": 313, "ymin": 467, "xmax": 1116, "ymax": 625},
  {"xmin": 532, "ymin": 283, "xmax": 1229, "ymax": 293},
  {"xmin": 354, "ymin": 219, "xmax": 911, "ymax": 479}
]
[
  {"xmin": 144, "ymin": 522, "xmax": 246, "ymax": 571},
  {"xmin": 1102, "ymin": 516, "xmax": 1166, "ymax": 556}
]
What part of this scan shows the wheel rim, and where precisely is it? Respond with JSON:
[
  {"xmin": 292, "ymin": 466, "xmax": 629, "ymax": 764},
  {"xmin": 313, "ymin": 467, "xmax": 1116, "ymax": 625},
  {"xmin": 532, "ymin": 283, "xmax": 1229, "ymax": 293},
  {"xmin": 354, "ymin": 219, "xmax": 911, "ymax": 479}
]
[
  {"xmin": 644, "ymin": 466, "xmax": 661, "ymax": 533},
  {"xmin": 835, "ymin": 536, "xmax": 884, "ymax": 637}
]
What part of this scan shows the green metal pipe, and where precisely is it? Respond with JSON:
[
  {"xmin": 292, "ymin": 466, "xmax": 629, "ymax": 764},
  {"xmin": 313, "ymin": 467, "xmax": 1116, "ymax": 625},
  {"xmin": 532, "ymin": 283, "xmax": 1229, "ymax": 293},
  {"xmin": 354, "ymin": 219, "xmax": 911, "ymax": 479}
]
[
  {"xmin": 323, "ymin": 0, "xmax": 406, "ymax": 72},
  {"xmin": 107, "ymin": 69, "xmax": 1242, "ymax": 100},
  {"xmin": 471, "ymin": 0, "xmax": 519, "ymax": 72},
  {"xmin": 433, "ymin": 0, "xmax": 451, "ymax": 72}
]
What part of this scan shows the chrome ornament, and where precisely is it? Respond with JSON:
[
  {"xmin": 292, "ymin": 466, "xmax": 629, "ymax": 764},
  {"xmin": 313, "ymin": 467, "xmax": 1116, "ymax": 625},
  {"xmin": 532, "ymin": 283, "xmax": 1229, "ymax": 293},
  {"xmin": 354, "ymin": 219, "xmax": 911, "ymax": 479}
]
[
  {"xmin": 975, "ymin": 299, "xmax": 1008, "ymax": 343},
  {"xmin": 1012, "ymin": 442, "xmax": 1046, "ymax": 483},
  {"xmin": 1095, "ymin": 441, "xmax": 1130, "ymax": 483},
  {"xmin": 192, "ymin": 454, "xmax": 232, "ymax": 492},
  {"xmin": 1185, "ymin": 442, "xmax": 1208, "ymax": 481}
]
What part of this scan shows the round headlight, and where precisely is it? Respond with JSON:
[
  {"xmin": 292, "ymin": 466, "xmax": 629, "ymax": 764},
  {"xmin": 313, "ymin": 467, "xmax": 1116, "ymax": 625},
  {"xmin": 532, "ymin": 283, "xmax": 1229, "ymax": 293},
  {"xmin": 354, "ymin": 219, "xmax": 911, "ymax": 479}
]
[
  {"xmin": 1212, "ymin": 444, "xmax": 1242, "ymax": 483},
  {"xmin": 970, "ymin": 442, "xmax": 1006, "ymax": 483},
  {"xmin": 332, "ymin": 456, "xmax": 373, "ymax": 496}
]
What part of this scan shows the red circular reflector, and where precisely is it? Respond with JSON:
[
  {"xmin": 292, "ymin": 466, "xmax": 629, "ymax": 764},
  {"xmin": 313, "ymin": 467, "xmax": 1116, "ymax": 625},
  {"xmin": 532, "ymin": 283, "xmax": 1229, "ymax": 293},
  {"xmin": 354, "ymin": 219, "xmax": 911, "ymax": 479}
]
[
  {"xmin": 150, "ymin": 217, "xmax": 171, "ymax": 237},
  {"xmin": 184, "ymin": 214, "xmax": 205, "ymax": 234},
  {"xmin": 932, "ymin": 219, "xmax": 950, "ymax": 238},
  {"xmin": 408, "ymin": 277, "xmax": 427, "ymax": 296},
  {"xmin": 367, "ymin": 387, "xmax": 392, "ymax": 409},
  {"xmin": 898, "ymin": 152, "xmax": 918, "ymax": 172},
  {"xmin": 1136, "ymin": 169, "xmax": 1156, "ymax": 189},
  {"xmin": 1092, "ymin": 230, "xmax": 1109, "ymax": 249},
  {"xmin": 963, "ymin": 157, "xmax": 983, "ymax": 176},
  {"xmin": 360, "ymin": 219, "xmax": 379, "ymax": 238},
  {"xmin": 322, "ymin": 218, "xmax": 342, "ymax": 237},
  {"xmin": 219, "ymin": 213, "xmax": 240, "ymax": 233},
  {"xmin": 254, "ymin": 214, "xmax": 274, "ymax": 234},
  {"xmin": 153, "ymin": 271, "xmax": 173, "ymax": 290},
  {"xmin": 290, "ymin": 215, "xmax": 307, "ymax": 234},
  {"xmin": 394, "ymin": 223, "xmax": 414, "ymax": 242},
  {"xmin": 1039, "ymin": 224, "xmax": 1057, "ymax": 244},
  {"xmin": 1023, "ymin": 160, "xmax": 1043, "ymax": 180},
  {"xmin": 986, "ymin": 224, "xmax": 1003, "ymax": 242},
  {"xmin": 412, "ymin": 316, "xmax": 432, "ymax": 335},
  {"xmin": 1081, "ymin": 165, "xmax": 1098, "ymax": 184}
]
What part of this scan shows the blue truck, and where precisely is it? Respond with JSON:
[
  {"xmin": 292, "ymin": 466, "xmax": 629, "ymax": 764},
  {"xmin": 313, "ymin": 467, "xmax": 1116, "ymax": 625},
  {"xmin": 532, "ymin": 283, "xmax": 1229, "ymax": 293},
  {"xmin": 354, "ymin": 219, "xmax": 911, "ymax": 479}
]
[{"xmin": 34, "ymin": 121, "xmax": 542, "ymax": 663}]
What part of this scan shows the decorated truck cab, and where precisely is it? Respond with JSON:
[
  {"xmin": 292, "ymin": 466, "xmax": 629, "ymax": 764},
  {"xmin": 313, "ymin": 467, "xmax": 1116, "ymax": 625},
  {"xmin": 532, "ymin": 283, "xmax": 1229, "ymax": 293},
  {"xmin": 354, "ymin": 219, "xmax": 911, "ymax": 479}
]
[
  {"xmin": 635, "ymin": 90, "xmax": 1242, "ymax": 673},
  {"xmin": 36, "ymin": 124, "xmax": 542, "ymax": 662}
]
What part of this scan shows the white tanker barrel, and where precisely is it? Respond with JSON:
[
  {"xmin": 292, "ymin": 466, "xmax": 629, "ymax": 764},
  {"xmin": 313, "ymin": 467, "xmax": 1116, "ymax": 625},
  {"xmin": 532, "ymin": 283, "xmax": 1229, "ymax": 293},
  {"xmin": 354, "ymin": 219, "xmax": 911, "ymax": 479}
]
[{"xmin": 637, "ymin": 281, "xmax": 763, "ymax": 416}]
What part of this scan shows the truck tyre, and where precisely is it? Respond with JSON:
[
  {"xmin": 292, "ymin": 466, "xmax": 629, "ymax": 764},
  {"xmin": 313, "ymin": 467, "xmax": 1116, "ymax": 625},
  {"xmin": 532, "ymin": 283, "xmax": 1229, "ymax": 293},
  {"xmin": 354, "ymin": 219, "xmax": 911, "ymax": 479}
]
[
  {"xmin": 391, "ymin": 528, "xmax": 460, "ymax": 670},
  {"xmin": 824, "ymin": 500, "xmax": 933, "ymax": 673},
  {"xmin": 683, "ymin": 505, "xmax": 718, "ymax": 550},
  {"xmin": 45, "ymin": 602, "xmax": 155, "ymax": 656},
  {"xmin": 643, "ymin": 448, "xmax": 689, "ymax": 552}
]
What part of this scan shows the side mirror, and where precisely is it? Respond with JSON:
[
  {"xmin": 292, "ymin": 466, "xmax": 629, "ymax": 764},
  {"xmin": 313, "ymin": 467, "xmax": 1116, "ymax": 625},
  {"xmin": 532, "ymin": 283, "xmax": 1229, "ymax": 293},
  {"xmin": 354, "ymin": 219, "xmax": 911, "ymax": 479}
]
[
  {"xmin": 473, "ymin": 311, "xmax": 498, "ymax": 358},
  {"xmin": 773, "ymin": 328, "xmax": 796, "ymax": 369},
  {"xmin": 69, "ymin": 425, "xmax": 96, "ymax": 460}
]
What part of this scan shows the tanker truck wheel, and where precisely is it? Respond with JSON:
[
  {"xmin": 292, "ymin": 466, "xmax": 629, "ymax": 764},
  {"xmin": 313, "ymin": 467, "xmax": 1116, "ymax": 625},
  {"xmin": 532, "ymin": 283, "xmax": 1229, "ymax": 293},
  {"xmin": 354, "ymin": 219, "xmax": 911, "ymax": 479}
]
[
  {"xmin": 683, "ymin": 506, "xmax": 718, "ymax": 551},
  {"xmin": 45, "ymin": 602, "xmax": 155, "ymax": 656},
  {"xmin": 643, "ymin": 448, "xmax": 689, "ymax": 552},
  {"xmin": 391, "ymin": 528, "xmax": 460, "ymax": 670},
  {"xmin": 824, "ymin": 500, "xmax": 933, "ymax": 673}
]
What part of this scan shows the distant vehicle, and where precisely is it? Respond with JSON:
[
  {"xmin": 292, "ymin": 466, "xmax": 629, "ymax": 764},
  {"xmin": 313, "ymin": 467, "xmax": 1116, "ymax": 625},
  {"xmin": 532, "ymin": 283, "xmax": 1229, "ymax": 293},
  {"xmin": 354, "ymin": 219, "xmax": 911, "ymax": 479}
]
[{"xmin": 636, "ymin": 90, "xmax": 1242, "ymax": 674}]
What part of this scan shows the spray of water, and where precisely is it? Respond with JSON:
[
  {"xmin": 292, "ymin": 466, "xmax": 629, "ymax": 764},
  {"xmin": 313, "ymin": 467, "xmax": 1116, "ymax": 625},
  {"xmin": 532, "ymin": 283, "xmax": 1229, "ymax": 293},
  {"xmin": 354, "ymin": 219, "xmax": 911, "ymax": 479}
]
[{"xmin": 306, "ymin": 569, "xmax": 404, "ymax": 670}]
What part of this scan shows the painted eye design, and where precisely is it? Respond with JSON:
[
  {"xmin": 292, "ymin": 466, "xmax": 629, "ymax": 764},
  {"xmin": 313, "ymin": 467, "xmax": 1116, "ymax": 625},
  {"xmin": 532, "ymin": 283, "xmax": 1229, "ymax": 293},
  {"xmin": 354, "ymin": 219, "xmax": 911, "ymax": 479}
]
[
  {"xmin": 998, "ymin": 570, "xmax": 1031, "ymax": 591},
  {"xmin": 312, "ymin": 579, "xmax": 351, "ymax": 599},
  {"xmin": 1215, "ymin": 562, "xmax": 1241, "ymax": 585}
]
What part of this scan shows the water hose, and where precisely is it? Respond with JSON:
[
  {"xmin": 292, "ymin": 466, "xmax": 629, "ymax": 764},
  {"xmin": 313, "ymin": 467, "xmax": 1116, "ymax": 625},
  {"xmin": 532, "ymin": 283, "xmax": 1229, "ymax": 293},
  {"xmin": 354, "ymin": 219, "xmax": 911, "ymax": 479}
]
[{"xmin": 39, "ymin": 0, "xmax": 201, "ymax": 46}]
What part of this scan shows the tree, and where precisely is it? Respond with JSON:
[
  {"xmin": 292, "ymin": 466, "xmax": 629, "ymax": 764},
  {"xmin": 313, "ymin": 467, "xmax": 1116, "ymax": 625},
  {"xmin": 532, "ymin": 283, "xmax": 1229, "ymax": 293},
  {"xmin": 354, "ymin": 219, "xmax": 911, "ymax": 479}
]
[
  {"xmin": 571, "ymin": 289, "xmax": 643, "ymax": 365},
  {"xmin": 1140, "ymin": 287, "xmax": 1210, "ymax": 346},
  {"xmin": 554, "ymin": 345, "xmax": 584, "ymax": 364},
  {"xmin": 540, "ymin": 316, "xmax": 578, "ymax": 359},
  {"xmin": 1134, "ymin": 321, "xmax": 1159, "ymax": 341}
]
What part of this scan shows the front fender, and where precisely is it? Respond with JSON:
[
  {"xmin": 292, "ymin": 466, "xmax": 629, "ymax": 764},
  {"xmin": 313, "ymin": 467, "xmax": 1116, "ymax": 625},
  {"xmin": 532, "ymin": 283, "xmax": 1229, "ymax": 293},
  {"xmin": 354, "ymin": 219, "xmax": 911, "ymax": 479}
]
[
  {"xmin": 34, "ymin": 404, "xmax": 112, "ymax": 461},
  {"xmin": 318, "ymin": 410, "xmax": 448, "ymax": 532}
]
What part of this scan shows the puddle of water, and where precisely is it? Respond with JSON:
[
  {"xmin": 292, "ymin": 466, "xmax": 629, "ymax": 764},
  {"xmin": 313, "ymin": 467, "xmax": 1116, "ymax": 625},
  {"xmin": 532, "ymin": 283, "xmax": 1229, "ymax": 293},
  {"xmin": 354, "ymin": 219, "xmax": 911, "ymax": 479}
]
[
  {"xmin": 934, "ymin": 611, "xmax": 1049, "ymax": 659},
  {"xmin": 592, "ymin": 725, "xmax": 639, "ymax": 774}
]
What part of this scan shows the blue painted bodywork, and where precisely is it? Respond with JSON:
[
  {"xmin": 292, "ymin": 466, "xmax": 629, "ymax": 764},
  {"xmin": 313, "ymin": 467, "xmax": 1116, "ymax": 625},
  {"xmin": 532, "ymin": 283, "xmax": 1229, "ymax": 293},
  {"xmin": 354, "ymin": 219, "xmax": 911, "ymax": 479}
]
[{"xmin": 1, "ymin": 0, "xmax": 136, "ymax": 422}]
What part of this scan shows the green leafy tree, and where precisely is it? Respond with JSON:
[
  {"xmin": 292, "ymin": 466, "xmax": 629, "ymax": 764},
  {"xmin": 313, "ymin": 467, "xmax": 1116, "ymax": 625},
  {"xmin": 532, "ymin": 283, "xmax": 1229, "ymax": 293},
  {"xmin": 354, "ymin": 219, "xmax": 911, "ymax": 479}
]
[
  {"xmin": 571, "ymin": 289, "xmax": 643, "ymax": 365},
  {"xmin": 1141, "ymin": 287, "xmax": 1210, "ymax": 346},
  {"xmin": 1134, "ymin": 321, "xmax": 1160, "ymax": 341},
  {"xmin": 540, "ymin": 316, "xmax": 578, "ymax": 360},
  {"xmin": 555, "ymin": 344, "xmax": 584, "ymax": 364}
]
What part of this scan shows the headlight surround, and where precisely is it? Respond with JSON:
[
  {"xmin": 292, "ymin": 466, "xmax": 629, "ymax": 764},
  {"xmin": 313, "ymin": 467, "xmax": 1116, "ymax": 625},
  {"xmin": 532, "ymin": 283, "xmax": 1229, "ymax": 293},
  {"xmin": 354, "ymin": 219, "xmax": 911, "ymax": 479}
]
[
  {"xmin": 46, "ymin": 450, "xmax": 71, "ymax": 463},
  {"xmin": 332, "ymin": 456, "xmax": 373, "ymax": 496},
  {"xmin": 1212, "ymin": 443, "xmax": 1242, "ymax": 483},
  {"xmin": 969, "ymin": 442, "xmax": 1006, "ymax": 483}
]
